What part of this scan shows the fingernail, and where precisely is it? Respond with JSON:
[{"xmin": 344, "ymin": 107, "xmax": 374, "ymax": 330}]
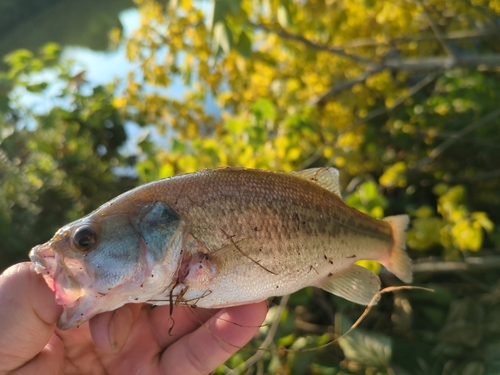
[{"xmin": 108, "ymin": 306, "xmax": 133, "ymax": 353}]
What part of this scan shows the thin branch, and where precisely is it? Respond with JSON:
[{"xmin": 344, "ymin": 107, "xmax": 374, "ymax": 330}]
[
  {"xmin": 298, "ymin": 72, "xmax": 440, "ymax": 170},
  {"xmin": 458, "ymin": 0, "xmax": 500, "ymax": 33},
  {"xmin": 294, "ymin": 318, "xmax": 335, "ymax": 334},
  {"xmin": 345, "ymin": 30, "xmax": 495, "ymax": 49},
  {"xmin": 417, "ymin": 0, "xmax": 457, "ymax": 58},
  {"xmin": 416, "ymin": 107, "xmax": 500, "ymax": 168},
  {"xmin": 411, "ymin": 256, "xmax": 500, "ymax": 274},
  {"xmin": 385, "ymin": 54, "xmax": 500, "ymax": 71},
  {"xmin": 312, "ymin": 67, "xmax": 385, "ymax": 106},
  {"xmin": 344, "ymin": 72, "xmax": 440, "ymax": 134},
  {"xmin": 250, "ymin": 22, "xmax": 500, "ymax": 72},
  {"xmin": 412, "ymin": 129, "xmax": 500, "ymax": 148},
  {"xmin": 249, "ymin": 22, "xmax": 379, "ymax": 67},
  {"xmin": 226, "ymin": 295, "xmax": 290, "ymax": 375},
  {"xmin": 445, "ymin": 168, "xmax": 500, "ymax": 183}
]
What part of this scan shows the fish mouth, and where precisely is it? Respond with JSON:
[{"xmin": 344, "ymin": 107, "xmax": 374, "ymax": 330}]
[
  {"xmin": 30, "ymin": 243, "xmax": 96, "ymax": 329},
  {"xmin": 30, "ymin": 243, "xmax": 58, "ymax": 291}
]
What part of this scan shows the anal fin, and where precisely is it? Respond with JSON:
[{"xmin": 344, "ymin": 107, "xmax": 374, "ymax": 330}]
[{"xmin": 318, "ymin": 264, "xmax": 381, "ymax": 305}]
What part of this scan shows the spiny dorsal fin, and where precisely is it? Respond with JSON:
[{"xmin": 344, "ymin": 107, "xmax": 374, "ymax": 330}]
[{"xmin": 290, "ymin": 168, "xmax": 342, "ymax": 197}]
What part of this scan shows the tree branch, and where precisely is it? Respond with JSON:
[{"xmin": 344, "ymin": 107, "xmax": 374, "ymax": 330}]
[
  {"xmin": 298, "ymin": 72, "xmax": 441, "ymax": 170},
  {"xmin": 250, "ymin": 23, "xmax": 500, "ymax": 72},
  {"xmin": 312, "ymin": 67, "xmax": 384, "ymax": 106},
  {"xmin": 417, "ymin": 0, "xmax": 457, "ymax": 58},
  {"xmin": 412, "ymin": 256, "xmax": 500, "ymax": 274},
  {"xmin": 385, "ymin": 54, "xmax": 500, "ymax": 71},
  {"xmin": 416, "ymin": 107, "xmax": 500, "ymax": 168},
  {"xmin": 345, "ymin": 30, "xmax": 496, "ymax": 49},
  {"xmin": 445, "ymin": 168, "xmax": 500, "ymax": 183},
  {"xmin": 249, "ymin": 22, "xmax": 379, "ymax": 66}
]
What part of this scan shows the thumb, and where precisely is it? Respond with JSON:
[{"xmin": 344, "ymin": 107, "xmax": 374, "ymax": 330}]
[{"xmin": 0, "ymin": 262, "xmax": 63, "ymax": 374}]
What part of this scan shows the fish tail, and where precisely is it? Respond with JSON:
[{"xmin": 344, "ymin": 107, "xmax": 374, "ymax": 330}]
[{"xmin": 382, "ymin": 215, "xmax": 412, "ymax": 283}]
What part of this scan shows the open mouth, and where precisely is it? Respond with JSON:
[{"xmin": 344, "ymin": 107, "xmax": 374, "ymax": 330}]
[
  {"xmin": 30, "ymin": 244, "xmax": 58, "ymax": 291},
  {"xmin": 30, "ymin": 243, "xmax": 93, "ymax": 329}
]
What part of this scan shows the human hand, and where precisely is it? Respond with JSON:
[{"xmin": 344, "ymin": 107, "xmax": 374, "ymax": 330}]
[{"xmin": 0, "ymin": 263, "xmax": 268, "ymax": 375}]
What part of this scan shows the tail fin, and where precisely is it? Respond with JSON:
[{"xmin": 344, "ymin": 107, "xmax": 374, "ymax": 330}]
[{"xmin": 382, "ymin": 215, "xmax": 412, "ymax": 283}]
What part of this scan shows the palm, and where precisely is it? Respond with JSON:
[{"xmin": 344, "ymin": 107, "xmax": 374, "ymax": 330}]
[{"xmin": 55, "ymin": 304, "xmax": 224, "ymax": 375}]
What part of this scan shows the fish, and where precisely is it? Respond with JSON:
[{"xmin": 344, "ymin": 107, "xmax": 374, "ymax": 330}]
[{"xmin": 29, "ymin": 167, "xmax": 412, "ymax": 330}]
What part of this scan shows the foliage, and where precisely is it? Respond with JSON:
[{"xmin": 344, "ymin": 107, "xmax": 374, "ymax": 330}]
[
  {"xmin": 2, "ymin": 0, "xmax": 500, "ymax": 374},
  {"xmin": 0, "ymin": 44, "xmax": 136, "ymax": 267}
]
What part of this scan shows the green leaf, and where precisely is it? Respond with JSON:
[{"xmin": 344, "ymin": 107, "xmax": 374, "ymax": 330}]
[
  {"xmin": 26, "ymin": 82, "xmax": 48, "ymax": 93},
  {"xmin": 252, "ymin": 98, "xmax": 276, "ymax": 120},
  {"xmin": 40, "ymin": 43, "xmax": 61, "ymax": 62},
  {"xmin": 338, "ymin": 328, "xmax": 392, "ymax": 368},
  {"xmin": 210, "ymin": 0, "xmax": 241, "ymax": 30},
  {"xmin": 236, "ymin": 31, "xmax": 252, "ymax": 57},
  {"xmin": 172, "ymin": 139, "xmax": 185, "ymax": 153}
]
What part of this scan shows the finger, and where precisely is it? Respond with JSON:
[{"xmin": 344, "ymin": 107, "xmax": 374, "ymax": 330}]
[
  {"xmin": 89, "ymin": 304, "xmax": 141, "ymax": 353},
  {"xmin": 0, "ymin": 263, "xmax": 63, "ymax": 374},
  {"xmin": 160, "ymin": 301, "xmax": 268, "ymax": 375},
  {"xmin": 149, "ymin": 305, "xmax": 221, "ymax": 348},
  {"xmin": 10, "ymin": 334, "xmax": 64, "ymax": 375}
]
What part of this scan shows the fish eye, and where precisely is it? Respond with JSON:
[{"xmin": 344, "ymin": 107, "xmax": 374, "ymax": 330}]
[{"xmin": 72, "ymin": 226, "xmax": 98, "ymax": 252}]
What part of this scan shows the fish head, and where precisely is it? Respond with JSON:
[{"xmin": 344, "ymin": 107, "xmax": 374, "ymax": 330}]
[{"xmin": 30, "ymin": 201, "xmax": 184, "ymax": 329}]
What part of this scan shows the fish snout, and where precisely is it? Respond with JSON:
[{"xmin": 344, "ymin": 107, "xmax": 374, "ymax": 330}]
[{"xmin": 29, "ymin": 243, "xmax": 57, "ymax": 277}]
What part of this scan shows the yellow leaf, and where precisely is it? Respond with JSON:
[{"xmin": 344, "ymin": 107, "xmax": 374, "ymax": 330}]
[
  {"xmin": 355, "ymin": 260, "xmax": 382, "ymax": 275},
  {"xmin": 379, "ymin": 162, "xmax": 407, "ymax": 188},
  {"xmin": 451, "ymin": 220, "xmax": 482, "ymax": 251},
  {"xmin": 112, "ymin": 97, "xmax": 127, "ymax": 109},
  {"xmin": 434, "ymin": 103, "xmax": 450, "ymax": 116}
]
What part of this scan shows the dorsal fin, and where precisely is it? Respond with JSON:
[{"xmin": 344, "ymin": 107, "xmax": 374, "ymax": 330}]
[{"xmin": 290, "ymin": 168, "xmax": 342, "ymax": 197}]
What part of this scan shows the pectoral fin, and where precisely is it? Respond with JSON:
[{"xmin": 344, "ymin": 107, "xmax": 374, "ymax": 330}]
[{"xmin": 318, "ymin": 264, "xmax": 381, "ymax": 305}]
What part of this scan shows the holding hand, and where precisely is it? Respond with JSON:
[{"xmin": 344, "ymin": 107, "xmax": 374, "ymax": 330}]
[{"xmin": 0, "ymin": 263, "xmax": 267, "ymax": 375}]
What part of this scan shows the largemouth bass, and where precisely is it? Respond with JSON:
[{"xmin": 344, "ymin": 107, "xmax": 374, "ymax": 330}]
[{"xmin": 29, "ymin": 167, "xmax": 412, "ymax": 329}]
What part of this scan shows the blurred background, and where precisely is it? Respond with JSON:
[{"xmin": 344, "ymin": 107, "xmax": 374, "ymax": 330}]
[{"xmin": 1, "ymin": 0, "xmax": 500, "ymax": 374}]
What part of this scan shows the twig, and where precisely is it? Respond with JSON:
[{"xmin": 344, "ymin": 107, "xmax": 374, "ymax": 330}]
[
  {"xmin": 312, "ymin": 67, "xmax": 384, "ymax": 106},
  {"xmin": 345, "ymin": 30, "xmax": 494, "ymax": 48},
  {"xmin": 458, "ymin": 0, "xmax": 500, "ymax": 33},
  {"xmin": 413, "ymin": 256, "xmax": 500, "ymax": 274},
  {"xmin": 298, "ymin": 72, "xmax": 440, "ymax": 170},
  {"xmin": 226, "ymin": 295, "xmax": 290, "ymax": 375},
  {"xmin": 444, "ymin": 168, "xmax": 500, "ymax": 183},
  {"xmin": 378, "ymin": 256, "xmax": 500, "ymax": 279},
  {"xmin": 220, "ymin": 228, "xmax": 278, "ymax": 275},
  {"xmin": 384, "ymin": 54, "xmax": 500, "ymax": 71},
  {"xmin": 249, "ymin": 22, "xmax": 378, "ymax": 67},
  {"xmin": 415, "ymin": 107, "xmax": 500, "ymax": 168},
  {"xmin": 417, "ymin": 0, "xmax": 457, "ymax": 58},
  {"xmin": 294, "ymin": 318, "xmax": 335, "ymax": 334},
  {"xmin": 250, "ymin": 22, "xmax": 500, "ymax": 72}
]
